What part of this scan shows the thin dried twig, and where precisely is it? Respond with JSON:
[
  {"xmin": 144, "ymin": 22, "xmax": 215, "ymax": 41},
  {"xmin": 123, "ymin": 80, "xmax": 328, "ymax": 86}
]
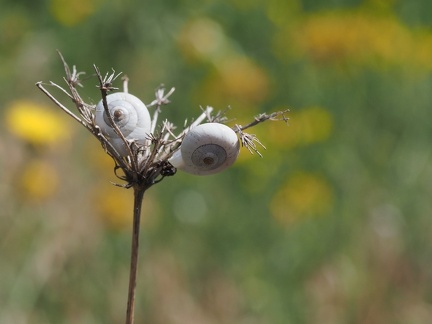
[
  {"xmin": 235, "ymin": 110, "xmax": 290, "ymax": 132},
  {"xmin": 233, "ymin": 110, "xmax": 289, "ymax": 156}
]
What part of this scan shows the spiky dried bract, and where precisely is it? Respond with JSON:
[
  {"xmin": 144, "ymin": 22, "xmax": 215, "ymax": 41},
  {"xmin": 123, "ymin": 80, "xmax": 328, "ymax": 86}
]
[{"xmin": 233, "ymin": 110, "xmax": 289, "ymax": 157}]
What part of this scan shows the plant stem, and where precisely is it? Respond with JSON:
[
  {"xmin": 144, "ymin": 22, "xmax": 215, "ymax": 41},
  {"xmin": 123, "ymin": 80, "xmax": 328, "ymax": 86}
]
[{"xmin": 125, "ymin": 186, "xmax": 146, "ymax": 324}]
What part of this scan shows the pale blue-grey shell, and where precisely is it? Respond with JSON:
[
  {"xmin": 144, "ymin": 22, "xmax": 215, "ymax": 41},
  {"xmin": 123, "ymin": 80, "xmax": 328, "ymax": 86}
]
[
  {"xmin": 169, "ymin": 123, "xmax": 240, "ymax": 176},
  {"xmin": 95, "ymin": 92, "xmax": 151, "ymax": 155}
]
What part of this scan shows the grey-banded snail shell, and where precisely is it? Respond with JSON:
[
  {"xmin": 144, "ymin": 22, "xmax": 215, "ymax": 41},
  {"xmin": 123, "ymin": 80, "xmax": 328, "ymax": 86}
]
[
  {"xmin": 169, "ymin": 123, "xmax": 240, "ymax": 176},
  {"xmin": 95, "ymin": 92, "xmax": 151, "ymax": 156}
]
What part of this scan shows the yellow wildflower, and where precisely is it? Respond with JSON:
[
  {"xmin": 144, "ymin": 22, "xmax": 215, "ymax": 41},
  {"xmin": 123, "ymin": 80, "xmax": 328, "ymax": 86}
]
[
  {"xmin": 293, "ymin": 12, "xmax": 412, "ymax": 65},
  {"xmin": 178, "ymin": 17, "xmax": 269, "ymax": 105},
  {"xmin": 275, "ymin": 10, "xmax": 432, "ymax": 71},
  {"xmin": 92, "ymin": 185, "xmax": 159, "ymax": 230},
  {"xmin": 19, "ymin": 159, "xmax": 59, "ymax": 201},
  {"xmin": 217, "ymin": 56, "xmax": 269, "ymax": 103},
  {"xmin": 5, "ymin": 100, "xmax": 69, "ymax": 146}
]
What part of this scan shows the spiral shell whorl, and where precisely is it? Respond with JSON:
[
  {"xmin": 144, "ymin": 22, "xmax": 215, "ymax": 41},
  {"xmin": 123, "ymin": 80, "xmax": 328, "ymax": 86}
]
[
  {"xmin": 95, "ymin": 92, "xmax": 151, "ymax": 156},
  {"xmin": 101, "ymin": 100, "xmax": 133, "ymax": 134},
  {"xmin": 190, "ymin": 144, "xmax": 226, "ymax": 171},
  {"xmin": 170, "ymin": 123, "xmax": 240, "ymax": 176}
]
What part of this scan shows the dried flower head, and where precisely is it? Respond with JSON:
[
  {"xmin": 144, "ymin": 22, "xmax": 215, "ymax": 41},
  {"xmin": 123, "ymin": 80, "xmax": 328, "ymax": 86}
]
[
  {"xmin": 36, "ymin": 51, "xmax": 289, "ymax": 192},
  {"xmin": 35, "ymin": 51, "xmax": 289, "ymax": 324}
]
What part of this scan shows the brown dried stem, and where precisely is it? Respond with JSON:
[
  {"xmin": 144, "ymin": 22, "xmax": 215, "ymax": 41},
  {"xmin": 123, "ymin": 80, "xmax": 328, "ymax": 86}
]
[
  {"xmin": 35, "ymin": 52, "xmax": 289, "ymax": 324},
  {"xmin": 126, "ymin": 186, "xmax": 145, "ymax": 324}
]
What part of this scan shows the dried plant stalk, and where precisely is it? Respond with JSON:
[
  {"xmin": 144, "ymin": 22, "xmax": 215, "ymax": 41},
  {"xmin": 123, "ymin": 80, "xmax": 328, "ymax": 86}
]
[{"xmin": 36, "ymin": 52, "xmax": 289, "ymax": 324}]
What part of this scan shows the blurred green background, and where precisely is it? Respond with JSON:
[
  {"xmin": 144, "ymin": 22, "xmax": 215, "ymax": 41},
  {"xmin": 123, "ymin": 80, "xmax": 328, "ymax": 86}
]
[{"xmin": 1, "ymin": 0, "xmax": 432, "ymax": 323}]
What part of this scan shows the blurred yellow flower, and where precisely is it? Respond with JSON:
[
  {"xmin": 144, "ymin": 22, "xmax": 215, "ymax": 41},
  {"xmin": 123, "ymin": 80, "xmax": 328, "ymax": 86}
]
[
  {"xmin": 177, "ymin": 17, "xmax": 229, "ymax": 62},
  {"xmin": 292, "ymin": 12, "xmax": 411, "ymax": 65},
  {"xmin": 268, "ymin": 106, "xmax": 332, "ymax": 148},
  {"xmin": 93, "ymin": 185, "xmax": 158, "ymax": 230},
  {"xmin": 178, "ymin": 17, "xmax": 269, "ymax": 105},
  {"xmin": 85, "ymin": 137, "xmax": 119, "ymax": 176},
  {"xmin": 19, "ymin": 159, "xmax": 59, "ymax": 201},
  {"xmin": 5, "ymin": 100, "xmax": 69, "ymax": 146},
  {"xmin": 201, "ymin": 56, "xmax": 270, "ymax": 106},
  {"xmin": 50, "ymin": 0, "xmax": 102, "ymax": 26},
  {"xmin": 270, "ymin": 172, "xmax": 333, "ymax": 225},
  {"xmin": 93, "ymin": 185, "xmax": 133, "ymax": 230},
  {"xmin": 275, "ymin": 10, "xmax": 432, "ymax": 70},
  {"xmin": 217, "ymin": 56, "xmax": 269, "ymax": 103}
]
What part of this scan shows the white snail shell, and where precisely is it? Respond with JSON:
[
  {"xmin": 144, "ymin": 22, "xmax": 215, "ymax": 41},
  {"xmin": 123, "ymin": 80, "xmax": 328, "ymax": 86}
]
[
  {"xmin": 169, "ymin": 123, "xmax": 240, "ymax": 176},
  {"xmin": 95, "ymin": 92, "xmax": 151, "ymax": 156}
]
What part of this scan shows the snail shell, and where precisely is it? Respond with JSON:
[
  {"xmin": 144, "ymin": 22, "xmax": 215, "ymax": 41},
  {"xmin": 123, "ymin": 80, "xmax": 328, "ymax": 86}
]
[
  {"xmin": 169, "ymin": 123, "xmax": 240, "ymax": 176},
  {"xmin": 95, "ymin": 92, "xmax": 151, "ymax": 156}
]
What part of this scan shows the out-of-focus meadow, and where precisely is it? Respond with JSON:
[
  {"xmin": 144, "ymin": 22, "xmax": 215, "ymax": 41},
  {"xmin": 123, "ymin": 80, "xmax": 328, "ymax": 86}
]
[{"xmin": 1, "ymin": 0, "xmax": 432, "ymax": 323}]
